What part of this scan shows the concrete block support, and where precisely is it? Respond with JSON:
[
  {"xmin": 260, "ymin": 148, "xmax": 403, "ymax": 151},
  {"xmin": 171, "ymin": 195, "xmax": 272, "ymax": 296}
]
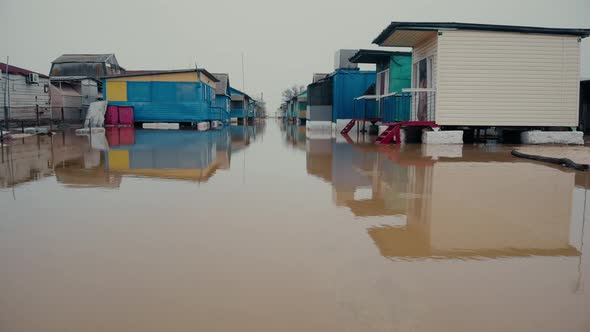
[
  {"xmin": 422, "ymin": 130, "xmax": 464, "ymax": 144},
  {"xmin": 521, "ymin": 131, "xmax": 584, "ymax": 145},
  {"xmin": 143, "ymin": 123, "xmax": 180, "ymax": 130},
  {"xmin": 306, "ymin": 121, "xmax": 333, "ymax": 131},
  {"xmin": 197, "ymin": 122, "xmax": 210, "ymax": 131}
]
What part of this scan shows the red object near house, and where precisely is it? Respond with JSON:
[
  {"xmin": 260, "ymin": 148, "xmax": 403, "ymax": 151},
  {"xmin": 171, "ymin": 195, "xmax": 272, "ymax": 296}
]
[
  {"xmin": 106, "ymin": 127, "xmax": 120, "ymax": 146},
  {"xmin": 105, "ymin": 105, "xmax": 119, "ymax": 125},
  {"xmin": 118, "ymin": 106, "xmax": 134, "ymax": 125},
  {"xmin": 119, "ymin": 127, "xmax": 135, "ymax": 145}
]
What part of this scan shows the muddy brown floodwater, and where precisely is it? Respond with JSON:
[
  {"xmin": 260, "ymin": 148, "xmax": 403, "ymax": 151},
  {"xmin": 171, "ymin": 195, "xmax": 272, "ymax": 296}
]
[{"xmin": 0, "ymin": 121, "xmax": 589, "ymax": 332}]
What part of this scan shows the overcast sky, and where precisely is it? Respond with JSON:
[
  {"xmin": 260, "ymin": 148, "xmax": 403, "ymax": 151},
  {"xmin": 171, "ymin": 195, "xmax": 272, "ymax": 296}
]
[{"xmin": 1, "ymin": 0, "xmax": 589, "ymax": 111}]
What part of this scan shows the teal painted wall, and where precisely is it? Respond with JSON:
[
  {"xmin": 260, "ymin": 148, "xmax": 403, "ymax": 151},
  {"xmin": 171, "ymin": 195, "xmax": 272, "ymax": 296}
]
[{"xmin": 389, "ymin": 55, "xmax": 412, "ymax": 94}]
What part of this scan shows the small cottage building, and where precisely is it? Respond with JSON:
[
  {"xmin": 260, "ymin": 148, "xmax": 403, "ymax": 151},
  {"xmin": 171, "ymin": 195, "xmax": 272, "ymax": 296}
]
[
  {"xmin": 0, "ymin": 62, "xmax": 51, "ymax": 122},
  {"xmin": 230, "ymin": 87, "xmax": 254, "ymax": 123},
  {"xmin": 103, "ymin": 69, "xmax": 220, "ymax": 124},
  {"xmin": 372, "ymin": 22, "xmax": 590, "ymax": 129}
]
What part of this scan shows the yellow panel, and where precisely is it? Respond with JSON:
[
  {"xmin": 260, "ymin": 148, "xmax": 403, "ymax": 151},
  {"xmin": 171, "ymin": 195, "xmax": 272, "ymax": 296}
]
[
  {"xmin": 199, "ymin": 73, "xmax": 218, "ymax": 88},
  {"xmin": 107, "ymin": 72, "xmax": 199, "ymax": 82},
  {"xmin": 108, "ymin": 150, "xmax": 130, "ymax": 170},
  {"xmin": 106, "ymin": 81, "xmax": 127, "ymax": 101}
]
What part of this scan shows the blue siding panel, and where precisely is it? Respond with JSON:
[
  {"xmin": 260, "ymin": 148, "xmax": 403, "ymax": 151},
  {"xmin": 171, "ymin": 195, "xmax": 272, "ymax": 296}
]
[
  {"xmin": 332, "ymin": 70, "xmax": 376, "ymax": 122},
  {"xmin": 127, "ymin": 82, "xmax": 152, "ymax": 102},
  {"xmin": 109, "ymin": 81, "xmax": 222, "ymax": 122},
  {"xmin": 231, "ymin": 108, "xmax": 246, "ymax": 118}
]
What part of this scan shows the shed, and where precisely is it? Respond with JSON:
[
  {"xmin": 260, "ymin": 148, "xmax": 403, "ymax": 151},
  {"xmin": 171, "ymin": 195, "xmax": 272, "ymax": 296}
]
[
  {"xmin": 349, "ymin": 49, "xmax": 412, "ymax": 122},
  {"xmin": 230, "ymin": 87, "xmax": 254, "ymax": 121},
  {"xmin": 372, "ymin": 22, "xmax": 590, "ymax": 127},
  {"xmin": 102, "ymin": 69, "xmax": 220, "ymax": 123},
  {"xmin": 307, "ymin": 69, "xmax": 375, "ymax": 128},
  {"xmin": 0, "ymin": 62, "xmax": 51, "ymax": 121}
]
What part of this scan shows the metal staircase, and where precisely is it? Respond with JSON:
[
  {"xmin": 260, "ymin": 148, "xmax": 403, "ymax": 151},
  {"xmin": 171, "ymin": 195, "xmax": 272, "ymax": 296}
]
[
  {"xmin": 340, "ymin": 120, "xmax": 357, "ymax": 134},
  {"xmin": 375, "ymin": 124, "xmax": 399, "ymax": 145}
]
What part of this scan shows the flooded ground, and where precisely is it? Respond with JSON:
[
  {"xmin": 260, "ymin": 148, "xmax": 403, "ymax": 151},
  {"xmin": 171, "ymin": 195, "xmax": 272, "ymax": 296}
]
[{"xmin": 0, "ymin": 120, "xmax": 589, "ymax": 332}]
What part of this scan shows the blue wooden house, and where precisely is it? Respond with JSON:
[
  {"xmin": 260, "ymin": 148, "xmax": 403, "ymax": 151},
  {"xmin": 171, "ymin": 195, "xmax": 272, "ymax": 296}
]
[
  {"xmin": 230, "ymin": 87, "xmax": 255, "ymax": 123},
  {"xmin": 212, "ymin": 73, "xmax": 231, "ymax": 123},
  {"xmin": 103, "ymin": 69, "xmax": 220, "ymax": 124}
]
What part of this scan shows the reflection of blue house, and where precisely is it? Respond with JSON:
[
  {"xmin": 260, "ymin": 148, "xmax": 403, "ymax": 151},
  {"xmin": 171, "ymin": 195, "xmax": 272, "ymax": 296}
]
[
  {"xmin": 106, "ymin": 128, "xmax": 231, "ymax": 182},
  {"xmin": 230, "ymin": 87, "xmax": 256, "ymax": 123},
  {"xmin": 212, "ymin": 73, "xmax": 231, "ymax": 123}
]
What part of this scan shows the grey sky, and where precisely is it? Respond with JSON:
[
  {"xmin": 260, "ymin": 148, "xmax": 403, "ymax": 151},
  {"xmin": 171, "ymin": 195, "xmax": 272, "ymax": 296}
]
[{"xmin": 1, "ymin": 0, "xmax": 589, "ymax": 111}]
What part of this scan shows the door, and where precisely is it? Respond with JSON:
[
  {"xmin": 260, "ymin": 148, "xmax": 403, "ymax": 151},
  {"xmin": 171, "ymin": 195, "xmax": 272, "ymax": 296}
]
[{"xmin": 414, "ymin": 57, "xmax": 433, "ymax": 121}]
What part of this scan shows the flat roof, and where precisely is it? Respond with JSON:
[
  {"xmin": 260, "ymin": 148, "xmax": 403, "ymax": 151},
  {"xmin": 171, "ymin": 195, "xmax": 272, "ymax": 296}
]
[
  {"xmin": 104, "ymin": 69, "xmax": 218, "ymax": 82},
  {"xmin": 373, "ymin": 22, "xmax": 590, "ymax": 44},
  {"xmin": 349, "ymin": 49, "xmax": 412, "ymax": 64}
]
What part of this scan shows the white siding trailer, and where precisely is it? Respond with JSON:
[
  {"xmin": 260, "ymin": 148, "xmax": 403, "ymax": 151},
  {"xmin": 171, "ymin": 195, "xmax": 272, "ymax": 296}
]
[{"xmin": 372, "ymin": 23, "xmax": 590, "ymax": 143}]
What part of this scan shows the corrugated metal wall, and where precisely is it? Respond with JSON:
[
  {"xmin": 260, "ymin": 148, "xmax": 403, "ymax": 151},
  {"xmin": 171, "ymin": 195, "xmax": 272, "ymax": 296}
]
[
  {"xmin": 436, "ymin": 30, "xmax": 580, "ymax": 127},
  {"xmin": 332, "ymin": 70, "xmax": 376, "ymax": 121}
]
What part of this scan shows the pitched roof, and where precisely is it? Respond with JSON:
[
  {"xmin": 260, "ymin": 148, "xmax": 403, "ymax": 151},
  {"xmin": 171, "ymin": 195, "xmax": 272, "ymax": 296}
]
[
  {"xmin": 104, "ymin": 69, "xmax": 219, "ymax": 82},
  {"xmin": 52, "ymin": 54, "xmax": 115, "ymax": 64},
  {"xmin": 212, "ymin": 73, "xmax": 230, "ymax": 96},
  {"xmin": 349, "ymin": 49, "xmax": 412, "ymax": 64},
  {"xmin": 373, "ymin": 22, "xmax": 590, "ymax": 44},
  {"xmin": 230, "ymin": 87, "xmax": 253, "ymax": 100},
  {"xmin": 0, "ymin": 62, "xmax": 49, "ymax": 78}
]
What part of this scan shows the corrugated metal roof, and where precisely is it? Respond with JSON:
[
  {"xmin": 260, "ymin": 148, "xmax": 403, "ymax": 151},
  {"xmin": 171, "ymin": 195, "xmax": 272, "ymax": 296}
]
[
  {"xmin": 0, "ymin": 62, "xmax": 49, "ymax": 78},
  {"xmin": 373, "ymin": 22, "xmax": 590, "ymax": 45},
  {"xmin": 212, "ymin": 73, "xmax": 230, "ymax": 96},
  {"xmin": 52, "ymin": 54, "xmax": 114, "ymax": 64}
]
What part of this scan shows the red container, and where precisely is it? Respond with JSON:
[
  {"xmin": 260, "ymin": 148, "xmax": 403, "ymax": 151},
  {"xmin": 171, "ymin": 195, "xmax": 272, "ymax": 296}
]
[
  {"xmin": 119, "ymin": 127, "xmax": 135, "ymax": 145},
  {"xmin": 106, "ymin": 127, "xmax": 120, "ymax": 146},
  {"xmin": 118, "ymin": 106, "xmax": 134, "ymax": 125},
  {"xmin": 105, "ymin": 105, "xmax": 119, "ymax": 125}
]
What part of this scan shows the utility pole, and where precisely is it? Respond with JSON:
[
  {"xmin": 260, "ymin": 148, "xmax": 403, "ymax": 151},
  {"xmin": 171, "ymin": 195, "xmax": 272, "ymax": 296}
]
[{"xmin": 4, "ymin": 56, "xmax": 10, "ymax": 131}]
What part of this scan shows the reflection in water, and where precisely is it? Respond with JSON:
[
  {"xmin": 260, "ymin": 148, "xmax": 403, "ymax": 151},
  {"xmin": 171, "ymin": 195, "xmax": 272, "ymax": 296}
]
[
  {"xmin": 106, "ymin": 128, "xmax": 231, "ymax": 182},
  {"xmin": 0, "ymin": 121, "xmax": 588, "ymax": 332},
  {"xmin": 306, "ymin": 135, "xmax": 585, "ymax": 260},
  {"xmin": 0, "ymin": 124, "xmax": 262, "ymax": 189}
]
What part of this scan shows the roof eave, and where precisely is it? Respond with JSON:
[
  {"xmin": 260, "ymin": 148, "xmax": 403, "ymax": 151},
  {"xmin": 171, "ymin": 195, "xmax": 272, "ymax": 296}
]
[{"xmin": 373, "ymin": 22, "xmax": 590, "ymax": 45}]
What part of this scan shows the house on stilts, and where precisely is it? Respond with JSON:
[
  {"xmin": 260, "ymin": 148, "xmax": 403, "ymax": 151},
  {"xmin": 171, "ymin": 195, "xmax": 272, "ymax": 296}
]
[{"xmin": 371, "ymin": 22, "xmax": 590, "ymax": 144}]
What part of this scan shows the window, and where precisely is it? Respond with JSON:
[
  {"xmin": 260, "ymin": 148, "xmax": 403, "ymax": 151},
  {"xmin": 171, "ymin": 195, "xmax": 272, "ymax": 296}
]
[{"xmin": 231, "ymin": 100, "xmax": 243, "ymax": 109}]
